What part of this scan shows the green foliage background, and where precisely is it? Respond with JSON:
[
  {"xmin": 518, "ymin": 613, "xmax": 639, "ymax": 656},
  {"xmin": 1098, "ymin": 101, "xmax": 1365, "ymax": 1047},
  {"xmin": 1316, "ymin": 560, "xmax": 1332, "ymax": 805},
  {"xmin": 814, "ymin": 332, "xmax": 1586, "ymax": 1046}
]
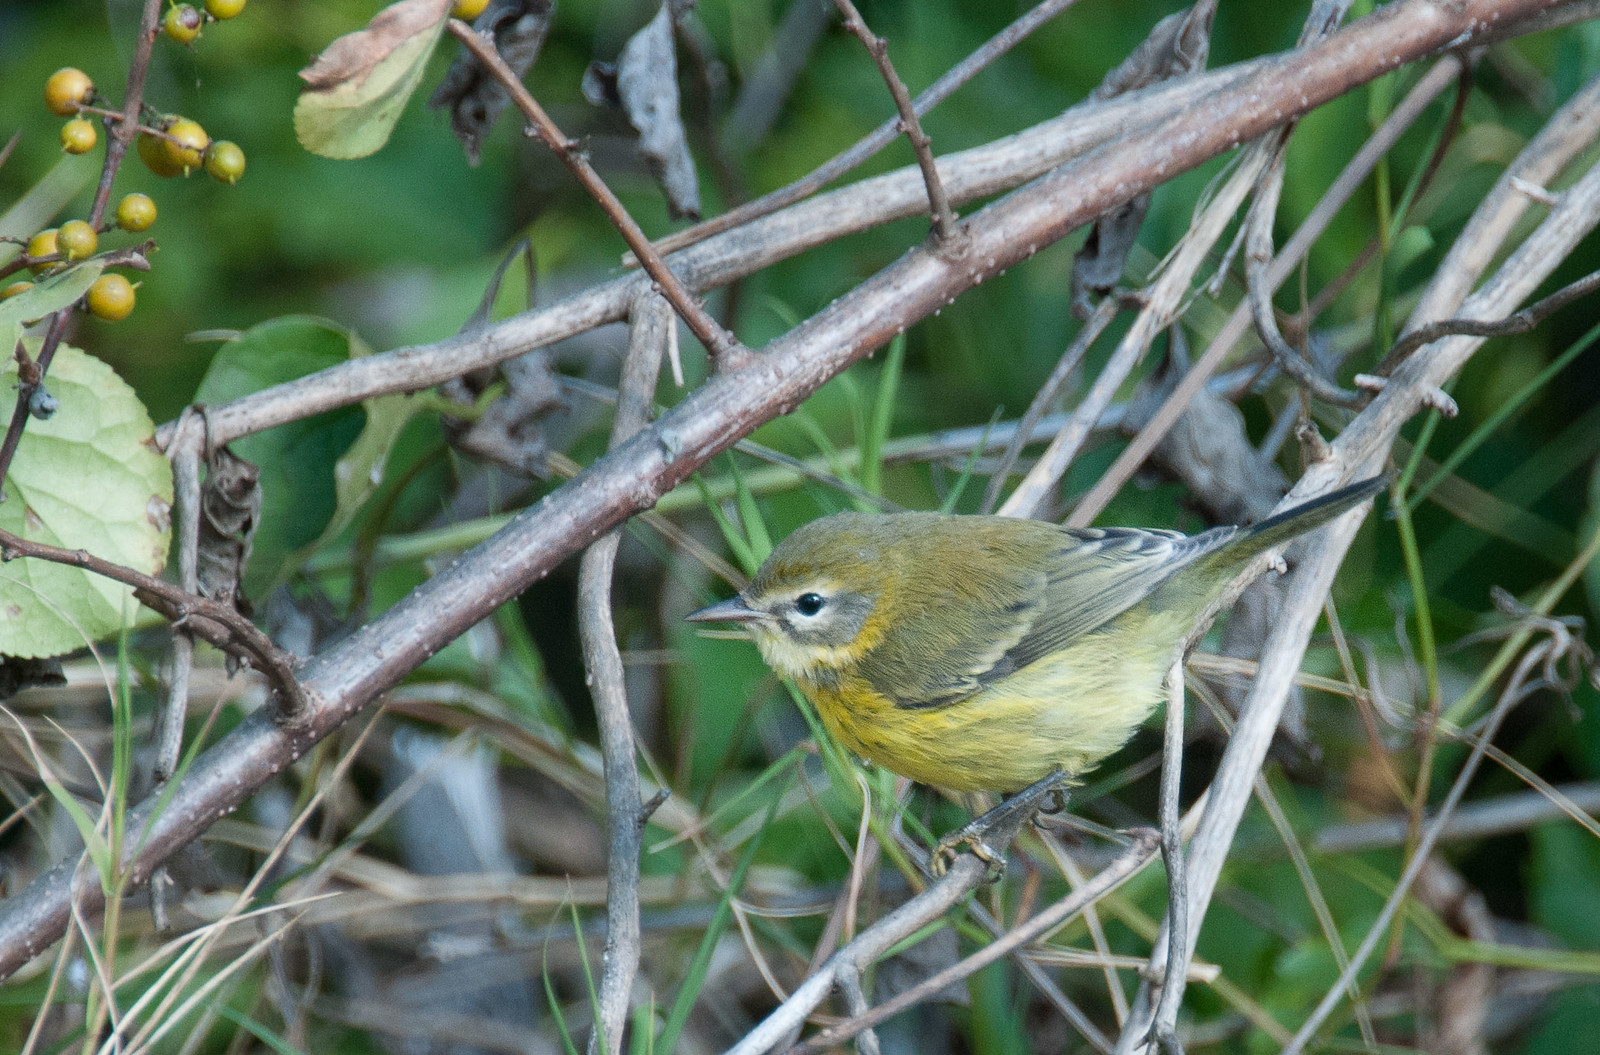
[{"xmin": 3, "ymin": 0, "xmax": 1600, "ymax": 1051}]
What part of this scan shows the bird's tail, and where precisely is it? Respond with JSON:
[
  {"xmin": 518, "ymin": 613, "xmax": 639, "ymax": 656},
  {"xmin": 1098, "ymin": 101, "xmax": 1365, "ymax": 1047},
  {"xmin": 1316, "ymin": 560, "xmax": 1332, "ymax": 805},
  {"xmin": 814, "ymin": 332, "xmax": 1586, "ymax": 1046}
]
[
  {"xmin": 1182, "ymin": 474, "xmax": 1388, "ymax": 586},
  {"xmin": 1237, "ymin": 474, "xmax": 1388, "ymax": 552}
]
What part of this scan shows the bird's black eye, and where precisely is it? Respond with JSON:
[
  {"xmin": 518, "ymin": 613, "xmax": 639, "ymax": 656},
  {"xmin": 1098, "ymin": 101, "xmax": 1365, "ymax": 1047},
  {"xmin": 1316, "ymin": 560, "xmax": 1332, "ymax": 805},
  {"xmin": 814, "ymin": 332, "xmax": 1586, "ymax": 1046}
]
[{"xmin": 795, "ymin": 592, "xmax": 826, "ymax": 617}]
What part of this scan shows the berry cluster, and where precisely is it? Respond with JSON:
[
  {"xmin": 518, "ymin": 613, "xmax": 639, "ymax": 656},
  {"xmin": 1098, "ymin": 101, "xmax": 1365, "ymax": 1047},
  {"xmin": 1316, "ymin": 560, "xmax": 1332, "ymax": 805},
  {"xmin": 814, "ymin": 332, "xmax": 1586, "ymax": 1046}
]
[{"xmin": 14, "ymin": 3, "xmax": 251, "ymax": 324}]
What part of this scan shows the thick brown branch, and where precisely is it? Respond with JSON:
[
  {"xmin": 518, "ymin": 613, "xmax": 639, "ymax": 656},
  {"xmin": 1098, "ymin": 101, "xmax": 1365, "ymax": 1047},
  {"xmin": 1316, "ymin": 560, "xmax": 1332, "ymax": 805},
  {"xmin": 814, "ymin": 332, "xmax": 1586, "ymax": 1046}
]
[{"xmin": 445, "ymin": 19, "xmax": 753, "ymax": 371}]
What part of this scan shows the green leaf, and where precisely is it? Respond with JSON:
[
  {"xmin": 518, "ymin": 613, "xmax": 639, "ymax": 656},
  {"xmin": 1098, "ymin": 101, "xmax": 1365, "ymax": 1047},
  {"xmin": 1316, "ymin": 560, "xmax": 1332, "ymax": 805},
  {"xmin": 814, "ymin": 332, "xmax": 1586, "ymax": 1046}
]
[
  {"xmin": 860, "ymin": 333, "xmax": 906, "ymax": 497},
  {"xmin": 0, "ymin": 261, "xmax": 104, "ymax": 358},
  {"xmin": 294, "ymin": 0, "xmax": 452, "ymax": 160},
  {"xmin": 193, "ymin": 316, "xmax": 368, "ymax": 593},
  {"xmin": 0, "ymin": 154, "xmax": 99, "ymax": 264},
  {"xmin": 0, "ymin": 343, "xmax": 172, "ymax": 658},
  {"xmin": 289, "ymin": 330, "xmax": 421, "ymax": 566},
  {"xmin": 656, "ymin": 790, "xmax": 779, "ymax": 1054}
]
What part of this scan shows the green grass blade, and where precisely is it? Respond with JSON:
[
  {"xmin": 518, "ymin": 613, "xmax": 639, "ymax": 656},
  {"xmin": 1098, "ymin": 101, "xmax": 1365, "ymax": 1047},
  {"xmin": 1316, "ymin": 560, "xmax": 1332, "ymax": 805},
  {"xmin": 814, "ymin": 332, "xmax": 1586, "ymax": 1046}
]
[
  {"xmin": 214, "ymin": 1003, "xmax": 309, "ymax": 1055},
  {"xmin": 939, "ymin": 408, "xmax": 1002, "ymax": 513},
  {"xmin": 730, "ymin": 455, "xmax": 774, "ymax": 563},
  {"xmin": 694, "ymin": 473, "xmax": 760, "ymax": 576},
  {"xmin": 861, "ymin": 334, "xmax": 907, "ymax": 498},
  {"xmin": 655, "ymin": 790, "xmax": 782, "ymax": 1054},
  {"xmin": 1407, "ymin": 318, "xmax": 1600, "ymax": 513}
]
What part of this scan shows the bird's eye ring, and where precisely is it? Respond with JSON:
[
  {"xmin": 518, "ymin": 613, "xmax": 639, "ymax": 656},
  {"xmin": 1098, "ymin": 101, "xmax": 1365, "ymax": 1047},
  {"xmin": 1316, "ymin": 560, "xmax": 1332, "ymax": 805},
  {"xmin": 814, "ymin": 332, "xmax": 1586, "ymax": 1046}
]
[{"xmin": 795, "ymin": 592, "xmax": 826, "ymax": 617}]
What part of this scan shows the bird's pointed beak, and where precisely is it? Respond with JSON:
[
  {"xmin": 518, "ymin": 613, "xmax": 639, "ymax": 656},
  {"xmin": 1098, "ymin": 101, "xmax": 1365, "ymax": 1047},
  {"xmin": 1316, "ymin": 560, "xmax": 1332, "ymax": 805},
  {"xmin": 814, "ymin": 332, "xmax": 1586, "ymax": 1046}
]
[{"xmin": 685, "ymin": 596, "xmax": 764, "ymax": 623}]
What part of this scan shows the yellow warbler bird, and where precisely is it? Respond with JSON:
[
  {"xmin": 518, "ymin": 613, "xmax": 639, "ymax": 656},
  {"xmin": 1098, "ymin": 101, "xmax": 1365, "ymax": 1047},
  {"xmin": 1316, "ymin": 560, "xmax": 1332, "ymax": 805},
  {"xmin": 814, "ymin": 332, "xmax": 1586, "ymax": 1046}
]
[{"xmin": 688, "ymin": 476, "xmax": 1383, "ymax": 797}]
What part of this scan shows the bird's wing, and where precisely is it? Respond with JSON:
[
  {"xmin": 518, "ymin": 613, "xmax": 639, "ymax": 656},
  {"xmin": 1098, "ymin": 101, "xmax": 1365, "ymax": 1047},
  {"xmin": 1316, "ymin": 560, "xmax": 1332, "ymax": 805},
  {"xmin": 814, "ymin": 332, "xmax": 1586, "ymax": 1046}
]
[
  {"xmin": 994, "ymin": 526, "xmax": 1228, "ymax": 674},
  {"xmin": 853, "ymin": 522, "xmax": 1228, "ymax": 710},
  {"xmin": 852, "ymin": 531, "xmax": 1054, "ymax": 710}
]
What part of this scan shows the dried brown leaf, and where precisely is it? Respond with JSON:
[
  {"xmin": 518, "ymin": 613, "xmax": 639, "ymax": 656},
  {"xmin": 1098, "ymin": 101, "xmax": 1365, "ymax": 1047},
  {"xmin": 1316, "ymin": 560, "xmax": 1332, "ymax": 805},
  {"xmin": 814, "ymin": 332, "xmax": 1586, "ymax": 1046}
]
[{"xmin": 299, "ymin": 0, "xmax": 453, "ymax": 91}]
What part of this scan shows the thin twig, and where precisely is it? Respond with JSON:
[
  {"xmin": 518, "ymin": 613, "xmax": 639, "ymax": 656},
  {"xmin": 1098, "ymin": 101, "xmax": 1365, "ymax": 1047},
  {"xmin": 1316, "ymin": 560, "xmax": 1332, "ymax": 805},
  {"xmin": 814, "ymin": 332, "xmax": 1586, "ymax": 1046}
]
[
  {"xmin": 445, "ymin": 19, "xmax": 753, "ymax": 371},
  {"xmin": 0, "ymin": 529, "xmax": 309, "ymax": 722},
  {"xmin": 149, "ymin": 411, "xmax": 204, "ymax": 931},
  {"xmin": 1245, "ymin": 134, "xmax": 1363, "ymax": 406},
  {"xmin": 580, "ymin": 294, "xmax": 670, "ymax": 1055},
  {"xmin": 1315, "ymin": 779, "xmax": 1600, "ymax": 852},
  {"xmin": 1146, "ymin": 663, "xmax": 1188, "ymax": 1053},
  {"xmin": 786, "ymin": 830, "xmax": 1162, "ymax": 1055},
  {"xmin": 645, "ymin": 0, "xmax": 1083, "ymax": 260},
  {"xmin": 157, "ymin": 411, "xmax": 205, "ymax": 786},
  {"xmin": 1375, "ymin": 265, "xmax": 1600, "ymax": 373},
  {"xmin": 833, "ymin": 0, "xmax": 957, "ymax": 241}
]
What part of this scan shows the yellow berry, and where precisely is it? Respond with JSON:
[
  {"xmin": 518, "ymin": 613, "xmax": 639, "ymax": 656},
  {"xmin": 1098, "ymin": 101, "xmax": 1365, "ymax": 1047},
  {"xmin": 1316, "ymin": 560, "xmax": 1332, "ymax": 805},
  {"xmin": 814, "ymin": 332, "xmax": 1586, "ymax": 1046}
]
[
  {"xmin": 452, "ymin": 0, "xmax": 491, "ymax": 18},
  {"xmin": 116, "ymin": 193, "xmax": 158, "ymax": 232},
  {"xmin": 164, "ymin": 4, "xmax": 203, "ymax": 44},
  {"xmin": 163, "ymin": 117, "xmax": 209, "ymax": 172},
  {"xmin": 86, "ymin": 274, "xmax": 136, "ymax": 321},
  {"xmin": 1, "ymin": 282, "xmax": 33, "ymax": 301},
  {"xmin": 26, "ymin": 230, "xmax": 59, "ymax": 274},
  {"xmin": 60, "ymin": 118, "xmax": 98, "ymax": 154},
  {"xmin": 138, "ymin": 128, "xmax": 185, "ymax": 178},
  {"xmin": 203, "ymin": 140, "xmax": 246, "ymax": 184},
  {"xmin": 44, "ymin": 68, "xmax": 94, "ymax": 117},
  {"xmin": 205, "ymin": 0, "xmax": 247, "ymax": 17},
  {"xmin": 57, "ymin": 221, "xmax": 98, "ymax": 261}
]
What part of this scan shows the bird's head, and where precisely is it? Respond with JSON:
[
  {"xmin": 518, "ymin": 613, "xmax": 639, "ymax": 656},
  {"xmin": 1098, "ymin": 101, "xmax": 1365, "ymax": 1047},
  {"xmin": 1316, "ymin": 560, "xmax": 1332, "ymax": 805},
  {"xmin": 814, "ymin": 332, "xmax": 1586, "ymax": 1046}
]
[{"xmin": 685, "ymin": 514, "xmax": 890, "ymax": 684}]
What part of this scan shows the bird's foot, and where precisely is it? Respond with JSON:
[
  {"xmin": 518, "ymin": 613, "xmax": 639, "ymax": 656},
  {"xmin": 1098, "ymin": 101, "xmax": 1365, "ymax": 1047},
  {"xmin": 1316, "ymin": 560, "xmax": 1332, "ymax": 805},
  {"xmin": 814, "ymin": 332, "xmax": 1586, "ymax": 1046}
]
[{"xmin": 927, "ymin": 770, "xmax": 1068, "ymax": 881}]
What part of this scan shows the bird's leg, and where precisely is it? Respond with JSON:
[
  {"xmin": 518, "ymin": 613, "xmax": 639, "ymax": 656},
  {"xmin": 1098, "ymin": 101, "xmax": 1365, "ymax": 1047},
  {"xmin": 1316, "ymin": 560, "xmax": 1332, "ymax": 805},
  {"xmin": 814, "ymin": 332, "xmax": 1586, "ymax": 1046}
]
[{"xmin": 930, "ymin": 769, "xmax": 1066, "ymax": 879}]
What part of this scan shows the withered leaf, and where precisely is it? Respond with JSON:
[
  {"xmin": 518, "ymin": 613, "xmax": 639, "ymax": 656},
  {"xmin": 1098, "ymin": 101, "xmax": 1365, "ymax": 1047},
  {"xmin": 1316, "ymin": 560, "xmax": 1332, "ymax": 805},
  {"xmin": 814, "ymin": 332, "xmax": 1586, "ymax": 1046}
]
[
  {"xmin": 595, "ymin": 3, "xmax": 701, "ymax": 220},
  {"xmin": 299, "ymin": 0, "xmax": 453, "ymax": 91},
  {"xmin": 197, "ymin": 444, "xmax": 262, "ymax": 617},
  {"xmin": 430, "ymin": 0, "xmax": 556, "ymax": 165}
]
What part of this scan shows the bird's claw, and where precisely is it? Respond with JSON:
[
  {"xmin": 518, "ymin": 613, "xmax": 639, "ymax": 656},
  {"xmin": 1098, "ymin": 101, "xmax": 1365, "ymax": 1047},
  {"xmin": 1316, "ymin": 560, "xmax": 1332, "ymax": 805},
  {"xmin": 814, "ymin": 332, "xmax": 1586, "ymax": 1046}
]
[{"xmin": 930, "ymin": 830, "xmax": 1006, "ymax": 881}]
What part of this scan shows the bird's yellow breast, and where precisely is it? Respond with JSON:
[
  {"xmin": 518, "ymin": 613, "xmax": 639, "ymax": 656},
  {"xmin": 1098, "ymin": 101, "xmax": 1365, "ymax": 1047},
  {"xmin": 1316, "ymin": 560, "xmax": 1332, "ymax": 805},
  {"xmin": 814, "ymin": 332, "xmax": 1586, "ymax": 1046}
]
[{"xmin": 797, "ymin": 617, "xmax": 1177, "ymax": 793}]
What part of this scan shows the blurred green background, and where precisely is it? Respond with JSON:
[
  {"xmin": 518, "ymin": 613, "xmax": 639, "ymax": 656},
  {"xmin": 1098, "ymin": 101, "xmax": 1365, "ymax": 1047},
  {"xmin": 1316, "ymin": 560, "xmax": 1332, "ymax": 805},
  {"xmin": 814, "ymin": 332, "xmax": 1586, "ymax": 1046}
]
[{"xmin": 3, "ymin": 0, "xmax": 1600, "ymax": 1051}]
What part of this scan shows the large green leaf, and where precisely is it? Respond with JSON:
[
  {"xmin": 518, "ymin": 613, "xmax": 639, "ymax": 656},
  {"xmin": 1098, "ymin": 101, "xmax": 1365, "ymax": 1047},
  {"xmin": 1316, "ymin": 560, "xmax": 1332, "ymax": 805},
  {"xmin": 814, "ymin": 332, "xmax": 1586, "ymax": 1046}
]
[
  {"xmin": 194, "ymin": 317, "xmax": 367, "ymax": 595},
  {"xmin": 290, "ymin": 330, "xmax": 422, "ymax": 567},
  {"xmin": 0, "ymin": 343, "xmax": 172, "ymax": 657}
]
